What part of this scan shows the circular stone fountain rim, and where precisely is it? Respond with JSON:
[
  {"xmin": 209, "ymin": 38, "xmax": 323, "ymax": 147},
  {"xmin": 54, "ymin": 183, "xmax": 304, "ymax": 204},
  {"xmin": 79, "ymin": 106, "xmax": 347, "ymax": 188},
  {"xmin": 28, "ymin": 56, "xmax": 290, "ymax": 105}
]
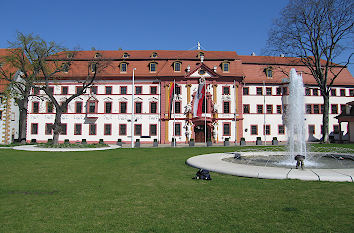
[
  {"xmin": 186, "ymin": 152, "xmax": 354, "ymax": 182},
  {"xmin": 230, "ymin": 151, "xmax": 354, "ymax": 158}
]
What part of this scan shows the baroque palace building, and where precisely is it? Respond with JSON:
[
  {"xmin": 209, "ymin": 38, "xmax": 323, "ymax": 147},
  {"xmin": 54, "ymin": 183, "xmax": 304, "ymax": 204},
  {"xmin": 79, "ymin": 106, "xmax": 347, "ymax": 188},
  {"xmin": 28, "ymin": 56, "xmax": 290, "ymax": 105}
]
[{"xmin": 24, "ymin": 49, "xmax": 354, "ymax": 144}]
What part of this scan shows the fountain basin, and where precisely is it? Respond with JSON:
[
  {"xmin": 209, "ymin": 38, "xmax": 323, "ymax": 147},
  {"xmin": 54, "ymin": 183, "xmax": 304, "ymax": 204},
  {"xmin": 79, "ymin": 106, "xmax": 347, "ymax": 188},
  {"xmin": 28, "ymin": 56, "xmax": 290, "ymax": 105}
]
[{"xmin": 186, "ymin": 152, "xmax": 354, "ymax": 182}]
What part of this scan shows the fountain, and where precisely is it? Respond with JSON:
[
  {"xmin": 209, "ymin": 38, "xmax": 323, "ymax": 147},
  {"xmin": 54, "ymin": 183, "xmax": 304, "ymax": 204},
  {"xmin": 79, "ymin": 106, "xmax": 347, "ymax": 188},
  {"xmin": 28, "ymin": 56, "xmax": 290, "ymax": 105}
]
[{"xmin": 186, "ymin": 69, "xmax": 354, "ymax": 181}]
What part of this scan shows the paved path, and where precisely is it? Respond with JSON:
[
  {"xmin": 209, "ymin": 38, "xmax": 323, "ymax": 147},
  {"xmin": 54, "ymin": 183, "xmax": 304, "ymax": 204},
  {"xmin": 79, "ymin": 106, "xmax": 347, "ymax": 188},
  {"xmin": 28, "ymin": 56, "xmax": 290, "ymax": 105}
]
[
  {"xmin": 186, "ymin": 153, "xmax": 354, "ymax": 182},
  {"xmin": 12, "ymin": 144, "xmax": 120, "ymax": 152}
]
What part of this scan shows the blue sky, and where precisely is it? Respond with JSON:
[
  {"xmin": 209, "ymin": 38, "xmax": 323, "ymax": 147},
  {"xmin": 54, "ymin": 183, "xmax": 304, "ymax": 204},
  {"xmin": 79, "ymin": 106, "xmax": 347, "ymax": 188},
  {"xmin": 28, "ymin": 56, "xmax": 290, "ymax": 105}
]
[{"xmin": 1, "ymin": 0, "xmax": 352, "ymax": 73}]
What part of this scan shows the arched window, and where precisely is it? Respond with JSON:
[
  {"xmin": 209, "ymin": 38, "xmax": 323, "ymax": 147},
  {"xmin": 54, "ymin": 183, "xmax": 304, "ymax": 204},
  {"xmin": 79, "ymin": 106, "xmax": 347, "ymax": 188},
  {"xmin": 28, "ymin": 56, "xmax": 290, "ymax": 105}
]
[
  {"xmin": 149, "ymin": 62, "xmax": 157, "ymax": 72},
  {"xmin": 151, "ymin": 52, "xmax": 158, "ymax": 58},
  {"xmin": 120, "ymin": 62, "xmax": 128, "ymax": 72},
  {"xmin": 173, "ymin": 62, "xmax": 181, "ymax": 72},
  {"xmin": 265, "ymin": 67, "xmax": 273, "ymax": 78},
  {"xmin": 122, "ymin": 52, "xmax": 130, "ymax": 58}
]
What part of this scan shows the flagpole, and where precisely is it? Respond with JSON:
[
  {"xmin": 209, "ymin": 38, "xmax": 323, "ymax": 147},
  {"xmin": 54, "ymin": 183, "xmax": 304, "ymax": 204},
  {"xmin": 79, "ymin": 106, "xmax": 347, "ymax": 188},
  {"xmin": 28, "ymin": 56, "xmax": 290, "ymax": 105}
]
[
  {"xmin": 205, "ymin": 83, "xmax": 207, "ymax": 146},
  {"xmin": 173, "ymin": 79, "xmax": 176, "ymax": 147}
]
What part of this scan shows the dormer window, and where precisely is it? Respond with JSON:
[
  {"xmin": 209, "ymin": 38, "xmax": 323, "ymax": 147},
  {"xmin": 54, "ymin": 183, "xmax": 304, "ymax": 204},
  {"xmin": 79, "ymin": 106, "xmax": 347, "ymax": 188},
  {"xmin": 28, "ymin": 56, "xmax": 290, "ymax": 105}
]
[
  {"xmin": 62, "ymin": 63, "xmax": 70, "ymax": 73},
  {"xmin": 197, "ymin": 52, "xmax": 204, "ymax": 58},
  {"xmin": 94, "ymin": 52, "xmax": 102, "ymax": 58},
  {"xmin": 222, "ymin": 62, "xmax": 230, "ymax": 72},
  {"xmin": 122, "ymin": 53, "xmax": 129, "ymax": 58},
  {"xmin": 90, "ymin": 63, "xmax": 97, "ymax": 73},
  {"xmin": 149, "ymin": 62, "xmax": 157, "ymax": 72},
  {"xmin": 173, "ymin": 62, "xmax": 181, "ymax": 72},
  {"xmin": 151, "ymin": 52, "xmax": 158, "ymax": 58},
  {"xmin": 66, "ymin": 53, "xmax": 74, "ymax": 59},
  {"xmin": 120, "ymin": 62, "xmax": 128, "ymax": 72},
  {"xmin": 265, "ymin": 67, "xmax": 273, "ymax": 78}
]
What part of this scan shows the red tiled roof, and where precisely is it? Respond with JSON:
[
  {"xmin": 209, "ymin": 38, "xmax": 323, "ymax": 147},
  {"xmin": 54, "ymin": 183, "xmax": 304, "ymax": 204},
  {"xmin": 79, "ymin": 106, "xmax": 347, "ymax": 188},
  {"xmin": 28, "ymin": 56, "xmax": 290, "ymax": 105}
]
[
  {"xmin": 0, "ymin": 49, "xmax": 19, "ymax": 93},
  {"xmin": 240, "ymin": 55, "xmax": 354, "ymax": 86}
]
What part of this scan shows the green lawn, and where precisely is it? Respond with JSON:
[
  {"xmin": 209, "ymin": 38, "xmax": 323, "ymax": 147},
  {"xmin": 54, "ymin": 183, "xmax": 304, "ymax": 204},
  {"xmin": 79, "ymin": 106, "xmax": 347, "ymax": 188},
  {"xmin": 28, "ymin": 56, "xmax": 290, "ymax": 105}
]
[{"xmin": 1, "ymin": 145, "xmax": 354, "ymax": 233}]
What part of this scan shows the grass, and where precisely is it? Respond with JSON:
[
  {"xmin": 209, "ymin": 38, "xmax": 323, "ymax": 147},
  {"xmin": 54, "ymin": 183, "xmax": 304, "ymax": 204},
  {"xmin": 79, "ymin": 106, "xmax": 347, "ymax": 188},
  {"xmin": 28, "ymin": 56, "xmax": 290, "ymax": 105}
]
[{"xmin": 0, "ymin": 145, "xmax": 354, "ymax": 233}]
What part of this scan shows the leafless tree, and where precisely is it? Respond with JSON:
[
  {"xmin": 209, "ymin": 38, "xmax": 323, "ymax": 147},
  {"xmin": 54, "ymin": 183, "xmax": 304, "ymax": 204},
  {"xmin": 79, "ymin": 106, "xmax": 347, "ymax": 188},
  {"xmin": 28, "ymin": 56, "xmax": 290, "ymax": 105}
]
[{"xmin": 266, "ymin": 0, "xmax": 353, "ymax": 143}]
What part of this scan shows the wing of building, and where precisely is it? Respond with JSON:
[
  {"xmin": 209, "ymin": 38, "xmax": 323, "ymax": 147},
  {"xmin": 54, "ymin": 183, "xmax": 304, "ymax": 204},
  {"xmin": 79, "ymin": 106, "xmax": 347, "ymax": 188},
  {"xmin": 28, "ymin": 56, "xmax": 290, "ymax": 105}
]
[
  {"xmin": 0, "ymin": 49, "xmax": 20, "ymax": 144},
  {"xmin": 25, "ymin": 50, "xmax": 354, "ymax": 144}
]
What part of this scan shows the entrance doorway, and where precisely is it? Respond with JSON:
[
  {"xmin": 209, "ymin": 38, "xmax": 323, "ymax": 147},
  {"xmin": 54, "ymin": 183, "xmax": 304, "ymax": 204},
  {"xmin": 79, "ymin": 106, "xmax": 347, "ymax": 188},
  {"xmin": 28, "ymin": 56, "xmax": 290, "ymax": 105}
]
[{"xmin": 194, "ymin": 124, "xmax": 211, "ymax": 142}]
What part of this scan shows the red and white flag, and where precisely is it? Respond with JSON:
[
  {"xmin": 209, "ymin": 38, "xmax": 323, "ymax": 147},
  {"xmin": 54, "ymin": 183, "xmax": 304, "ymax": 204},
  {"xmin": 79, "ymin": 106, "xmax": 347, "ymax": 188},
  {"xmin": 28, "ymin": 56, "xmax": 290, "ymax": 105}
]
[{"xmin": 193, "ymin": 81, "xmax": 205, "ymax": 117}]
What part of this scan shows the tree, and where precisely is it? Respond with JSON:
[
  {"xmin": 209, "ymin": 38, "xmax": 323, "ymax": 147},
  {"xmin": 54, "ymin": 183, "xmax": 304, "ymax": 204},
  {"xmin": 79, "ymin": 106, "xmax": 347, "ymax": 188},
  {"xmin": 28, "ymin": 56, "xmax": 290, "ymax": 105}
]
[
  {"xmin": 0, "ymin": 33, "xmax": 47, "ymax": 142},
  {"xmin": 266, "ymin": 0, "xmax": 353, "ymax": 143},
  {"xmin": 38, "ymin": 51, "xmax": 107, "ymax": 144}
]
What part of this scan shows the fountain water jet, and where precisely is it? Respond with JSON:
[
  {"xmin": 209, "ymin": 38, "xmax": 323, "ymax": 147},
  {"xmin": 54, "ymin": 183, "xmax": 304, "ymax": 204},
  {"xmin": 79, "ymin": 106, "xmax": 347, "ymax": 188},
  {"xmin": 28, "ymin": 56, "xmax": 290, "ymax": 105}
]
[{"xmin": 278, "ymin": 68, "xmax": 308, "ymax": 166}]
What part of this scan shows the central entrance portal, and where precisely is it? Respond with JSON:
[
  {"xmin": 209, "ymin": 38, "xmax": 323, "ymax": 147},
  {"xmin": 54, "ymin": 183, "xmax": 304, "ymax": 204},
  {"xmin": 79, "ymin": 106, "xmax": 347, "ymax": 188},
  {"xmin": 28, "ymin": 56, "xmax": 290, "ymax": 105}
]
[{"xmin": 194, "ymin": 124, "xmax": 211, "ymax": 142}]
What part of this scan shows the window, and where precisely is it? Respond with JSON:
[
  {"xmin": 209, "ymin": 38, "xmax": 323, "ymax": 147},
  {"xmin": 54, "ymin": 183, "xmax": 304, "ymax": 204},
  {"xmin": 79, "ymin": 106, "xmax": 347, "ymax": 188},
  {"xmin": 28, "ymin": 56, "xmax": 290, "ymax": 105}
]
[
  {"xmin": 134, "ymin": 124, "xmax": 142, "ymax": 136},
  {"xmin": 76, "ymin": 86, "xmax": 83, "ymax": 94},
  {"xmin": 223, "ymin": 102, "xmax": 230, "ymax": 113},
  {"xmin": 91, "ymin": 86, "xmax": 97, "ymax": 94},
  {"xmin": 120, "ymin": 86, "xmax": 127, "ymax": 94},
  {"xmin": 45, "ymin": 123, "xmax": 53, "ymax": 135},
  {"xmin": 105, "ymin": 86, "xmax": 112, "ymax": 95},
  {"xmin": 331, "ymin": 104, "xmax": 338, "ymax": 114},
  {"xmin": 48, "ymin": 87, "xmax": 54, "ymax": 94},
  {"xmin": 31, "ymin": 123, "xmax": 38, "ymax": 134},
  {"xmin": 90, "ymin": 63, "xmax": 97, "ymax": 73},
  {"xmin": 135, "ymin": 86, "xmax": 142, "ymax": 94},
  {"xmin": 120, "ymin": 63, "xmax": 127, "ymax": 72},
  {"xmin": 243, "ymin": 87, "xmax": 249, "ymax": 95},
  {"xmin": 174, "ymin": 62, "xmax": 181, "ymax": 72},
  {"xmin": 175, "ymin": 85, "xmax": 181, "ymax": 95},
  {"xmin": 331, "ymin": 89, "xmax": 336, "ymax": 96},
  {"xmin": 305, "ymin": 88, "xmax": 311, "ymax": 96},
  {"xmin": 306, "ymin": 104, "xmax": 312, "ymax": 114},
  {"xmin": 89, "ymin": 124, "xmax": 96, "ymax": 135},
  {"xmin": 340, "ymin": 89, "xmax": 346, "ymax": 96},
  {"xmin": 278, "ymin": 125, "xmax": 285, "ymax": 134},
  {"xmin": 266, "ymin": 68, "xmax": 272, "ymax": 77},
  {"xmin": 105, "ymin": 102, "xmax": 112, "ymax": 113},
  {"xmin": 222, "ymin": 62, "xmax": 229, "ymax": 72},
  {"xmin": 313, "ymin": 89, "xmax": 319, "ymax": 96},
  {"xmin": 47, "ymin": 102, "xmax": 53, "ymax": 113},
  {"xmin": 135, "ymin": 102, "xmax": 142, "ymax": 113},
  {"xmin": 119, "ymin": 124, "xmax": 127, "ymax": 135},
  {"xmin": 149, "ymin": 63, "xmax": 157, "ymax": 72},
  {"xmin": 308, "ymin": 125, "xmax": 315, "ymax": 135},
  {"xmin": 340, "ymin": 104, "xmax": 346, "ymax": 114},
  {"xmin": 266, "ymin": 87, "xmax": 272, "ymax": 95},
  {"xmin": 350, "ymin": 89, "xmax": 354, "ymax": 96},
  {"xmin": 276, "ymin": 105, "xmax": 282, "ymax": 114},
  {"xmin": 123, "ymin": 53, "xmax": 129, "ymax": 58},
  {"xmin": 150, "ymin": 86, "xmax": 157, "ymax": 94},
  {"xmin": 75, "ymin": 102, "xmax": 83, "ymax": 113},
  {"xmin": 150, "ymin": 124, "xmax": 157, "ymax": 136},
  {"xmin": 243, "ymin": 104, "xmax": 250, "ymax": 114},
  {"xmin": 61, "ymin": 102, "xmax": 68, "ymax": 113},
  {"xmin": 282, "ymin": 87, "xmax": 288, "ymax": 95},
  {"xmin": 151, "ymin": 52, "xmax": 158, "ymax": 58},
  {"xmin": 223, "ymin": 86, "xmax": 230, "ymax": 95},
  {"xmin": 175, "ymin": 101, "xmax": 181, "ymax": 113},
  {"xmin": 104, "ymin": 124, "xmax": 112, "ymax": 135},
  {"xmin": 276, "ymin": 87, "xmax": 282, "ymax": 95},
  {"xmin": 33, "ymin": 87, "xmax": 40, "ymax": 95},
  {"xmin": 150, "ymin": 102, "xmax": 157, "ymax": 113},
  {"xmin": 313, "ymin": 104, "xmax": 320, "ymax": 114},
  {"xmin": 62, "ymin": 86, "xmax": 68, "ymax": 95},
  {"xmin": 74, "ymin": 123, "xmax": 82, "ymax": 135},
  {"xmin": 264, "ymin": 125, "xmax": 270, "ymax": 135},
  {"xmin": 88, "ymin": 101, "xmax": 96, "ymax": 113},
  {"xmin": 333, "ymin": 125, "xmax": 340, "ymax": 134},
  {"xmin": 0, "ymin": 111, "xmax": 2, "ymax": 120},
  {"xmin": 120, "ymin": 102, "xmax": 127, "ymax": 113},
  {"xmin": 257, "ymin": 105, "xmax": 263, "ymax": 114},
  {"xmin": 256, "ymin": 87, "xmax": 263, "ymax": 95},
  {"xmin": 251, "ymin": 125, "xmax": 258, "ymax": 135},
  {"xmin": 61, "ymin": 124, "xmax": 67, "ymax": 135},
  {"xmin": 223, "ymin": 123, "xmax": 231, "ymax": 136},
  {"xmin": 33, "ymin": 102, "xmax": 39, "ymax": 113},
  {"xmin": 174, "ymin": 123, "xmax": 181, "ymax": 136},
  {"xmin": 320, "ymin": 104, "xmax": 324, "ymax": 113},
  {"xmin": 266, "ymin": 105, "xmax": 273, "ymax": 114}
]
